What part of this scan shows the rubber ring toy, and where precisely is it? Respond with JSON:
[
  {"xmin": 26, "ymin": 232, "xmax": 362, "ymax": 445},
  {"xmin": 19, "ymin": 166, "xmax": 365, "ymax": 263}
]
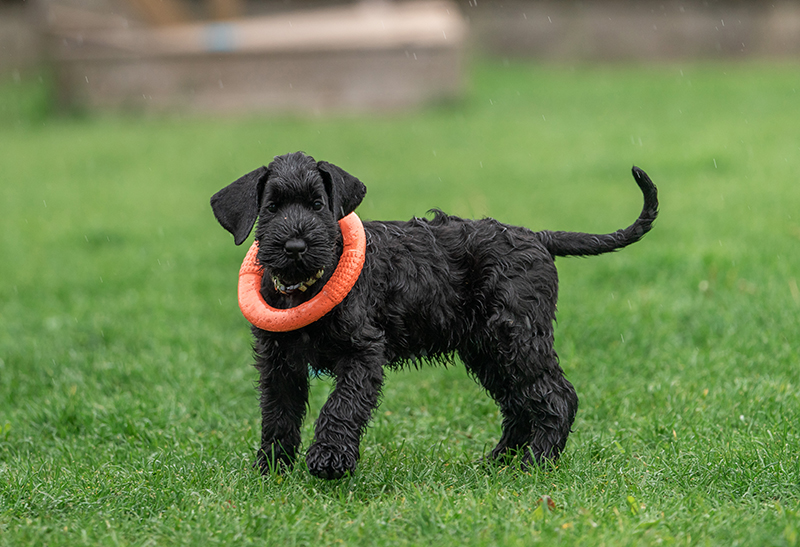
[{"xmin": 238, "ymin": 212, "xmax": 366, "ymax": 332}]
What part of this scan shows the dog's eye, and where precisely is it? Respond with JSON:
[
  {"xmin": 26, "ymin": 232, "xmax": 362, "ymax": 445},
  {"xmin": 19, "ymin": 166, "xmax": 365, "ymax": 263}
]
[
  {"xmin": 312, "ymin": 200, "xmax": 324, "ymax": 211},
  {"xmin": 266, "ymin": 203, "xmax": 278, "ymax": 214}
]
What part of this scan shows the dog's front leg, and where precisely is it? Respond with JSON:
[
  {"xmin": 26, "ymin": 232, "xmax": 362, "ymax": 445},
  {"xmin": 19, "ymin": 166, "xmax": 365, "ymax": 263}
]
[
  {"xmin": 254, "ymin": 346, "xmax": 309, "ymax": 475},
  {"xmin": 306, "ymin": 349, "xmax": 384, "ymax": 479}
]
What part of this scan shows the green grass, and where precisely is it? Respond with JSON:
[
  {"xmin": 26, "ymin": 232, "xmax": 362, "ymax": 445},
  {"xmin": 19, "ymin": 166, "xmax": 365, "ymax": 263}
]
[{"xmin": 2, "ymin": 60, "xmax": 799, "ymax": 546}]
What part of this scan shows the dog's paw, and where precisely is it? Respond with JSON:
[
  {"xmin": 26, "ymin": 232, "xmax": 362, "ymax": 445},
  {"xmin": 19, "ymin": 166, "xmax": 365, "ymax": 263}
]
[
  {"xmin": 483, "ymin": 448, "xmax": 515, "ymax": 467},
  {"xmin": 254, "ymin": 444, "xmax": 296, "ymax": 475},
  {"xmin": 518, "ymin": 444, "xmax": 561, "ymax": 471},
  {"xmin": 306, "ymin": 442, "xmax": 358, "ymax": 480}
]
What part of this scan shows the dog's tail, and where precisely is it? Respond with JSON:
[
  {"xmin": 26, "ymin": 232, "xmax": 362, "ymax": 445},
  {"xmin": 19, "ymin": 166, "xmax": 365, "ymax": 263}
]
[{"xmin": 538, "ymin": 166, "xmax": 658, "ymax": 257}]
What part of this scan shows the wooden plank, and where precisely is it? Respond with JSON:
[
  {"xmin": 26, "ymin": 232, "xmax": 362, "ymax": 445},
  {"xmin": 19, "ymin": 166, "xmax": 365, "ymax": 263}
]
[
  {"xmin": 57, "ymin": 46, "xmax": 464, "ymax": 114},
  {"xmin": 50, "ymin": 0, "xmax": 467, "ymax": 113},
  {"xmin": 124, "ymin": 0, "xmax": 192, "ymax": 26},
  {"xmin": 53, "ymin": 1, "xmax": 467, "ymax": 58},
  {"xmin": 209, "ymin": 0, "xmax": 242, "ymax": 21}
]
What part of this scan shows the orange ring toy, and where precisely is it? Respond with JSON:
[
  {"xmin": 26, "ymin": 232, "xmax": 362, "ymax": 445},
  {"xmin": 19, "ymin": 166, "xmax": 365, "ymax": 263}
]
[{"xmin": 238, "ymin": 212, "xmax": 366, "ymax": 332}]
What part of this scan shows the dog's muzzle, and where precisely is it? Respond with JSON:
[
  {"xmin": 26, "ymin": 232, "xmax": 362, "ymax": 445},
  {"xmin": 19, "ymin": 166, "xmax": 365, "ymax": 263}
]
[{"xmin": 284, "ymin": 238, "xmax": 307, "ymax": 260}]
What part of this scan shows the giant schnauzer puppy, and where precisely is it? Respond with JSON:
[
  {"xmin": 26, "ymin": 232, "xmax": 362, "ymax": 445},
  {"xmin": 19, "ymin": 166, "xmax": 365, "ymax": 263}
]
[{"xmin": 211, "ymin": 152, "xmax": 658, "ymax": 479}]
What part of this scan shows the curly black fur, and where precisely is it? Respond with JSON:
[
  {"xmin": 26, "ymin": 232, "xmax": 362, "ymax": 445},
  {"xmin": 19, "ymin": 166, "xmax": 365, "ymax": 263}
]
[{"xmin": 211, "ymin": 152, "xmax": 658, "ymax": 479}]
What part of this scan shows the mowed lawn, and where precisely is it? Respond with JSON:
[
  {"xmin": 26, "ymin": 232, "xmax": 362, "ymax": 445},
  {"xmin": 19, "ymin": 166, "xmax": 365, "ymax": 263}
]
[{"xmin": 1, "ymin": 61, "xmax": 799, "ymax": 546}]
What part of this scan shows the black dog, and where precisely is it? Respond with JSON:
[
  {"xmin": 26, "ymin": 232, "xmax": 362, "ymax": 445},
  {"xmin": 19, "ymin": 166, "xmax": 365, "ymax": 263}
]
[{"xmin": 211, "ymin": 152, "xmax": 658, "ymax": 479}]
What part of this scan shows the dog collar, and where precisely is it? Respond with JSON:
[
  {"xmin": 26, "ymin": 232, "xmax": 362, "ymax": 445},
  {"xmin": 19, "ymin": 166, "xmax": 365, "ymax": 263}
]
[
  {"xmin": 238, "ymin": 212, "xmax": 366, "ymax": 332},
  {"xmin": 272, "ymin": 269, "xmax": 324, "ymax": 295}
]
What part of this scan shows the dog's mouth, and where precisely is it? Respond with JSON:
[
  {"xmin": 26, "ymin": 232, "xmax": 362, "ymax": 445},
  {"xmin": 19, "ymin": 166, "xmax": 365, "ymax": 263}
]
[
  {"xmin": 256, "ymin": 239, "xmax": 333, "ymax": 293},
  {"xmin": 271, "ymin": 269, "xmax": 324, "ymax": 295}
]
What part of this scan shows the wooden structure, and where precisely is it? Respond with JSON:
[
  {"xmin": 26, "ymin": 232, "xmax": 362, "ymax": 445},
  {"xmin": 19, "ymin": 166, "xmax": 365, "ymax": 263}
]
[{"xmin": 46, "ymin": 0, "xmax": 467, "ymax": 113}]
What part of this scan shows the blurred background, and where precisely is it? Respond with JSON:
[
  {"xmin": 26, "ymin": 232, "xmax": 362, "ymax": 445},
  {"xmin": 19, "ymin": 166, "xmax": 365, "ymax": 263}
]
[
  {"xmin": 2, "ymin": 3, "xmax": 800, "ymax": 543},
  {"xmin": 3, "ymin": 0, "xmax": 800, "ymax": 114}
]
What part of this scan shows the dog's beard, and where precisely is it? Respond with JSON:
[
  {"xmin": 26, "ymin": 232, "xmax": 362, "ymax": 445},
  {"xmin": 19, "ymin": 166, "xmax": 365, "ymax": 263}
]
[
  {"xmin": 259, "ymin": 245, "xmax": 334, "ymax": 286},
  {"xmin": 253, "ymin": 208, "xmax": 342, "ymax": 297},
  {"xmin": 256, "ymin": 231, "xmax": 337, "ymax": 289}
]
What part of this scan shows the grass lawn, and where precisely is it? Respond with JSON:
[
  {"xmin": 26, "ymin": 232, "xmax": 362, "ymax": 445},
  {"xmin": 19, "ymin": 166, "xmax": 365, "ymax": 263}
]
[{"xmin": 1, "ymin": 59, "xmax": 799, "ymax": 546}]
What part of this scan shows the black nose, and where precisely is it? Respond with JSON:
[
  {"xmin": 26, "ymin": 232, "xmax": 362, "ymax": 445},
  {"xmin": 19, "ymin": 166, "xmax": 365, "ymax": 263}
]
[{"xmin": 284, "ymin": 238, "xmax": 307, "ymax": 259}]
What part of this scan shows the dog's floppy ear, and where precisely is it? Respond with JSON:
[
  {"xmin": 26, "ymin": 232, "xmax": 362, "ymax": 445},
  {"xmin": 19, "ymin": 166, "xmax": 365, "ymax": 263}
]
[
  {"xmin": 210, "ymin": 166, "xmax": 269, "ymax": 245},
  {"xmin": 317, "ymin": 161, "xmax": 366, "ymax": 220}
]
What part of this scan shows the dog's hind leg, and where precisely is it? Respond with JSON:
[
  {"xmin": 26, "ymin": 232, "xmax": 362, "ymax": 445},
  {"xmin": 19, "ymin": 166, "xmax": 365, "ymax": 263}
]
[
  {"xmin": 519, "ymin": 361, "xmax": 578, "ymax": 466},
  {"xmin": 306, "ymin": 346, "xmax": 385, "ymax": 479},
  {"xmin": 461, "ymin": 347, "xmax": 529, "ymax": 459},
  {"xmin": 461, "ymin": 339, "xmax": 578, "ymax": 467}
]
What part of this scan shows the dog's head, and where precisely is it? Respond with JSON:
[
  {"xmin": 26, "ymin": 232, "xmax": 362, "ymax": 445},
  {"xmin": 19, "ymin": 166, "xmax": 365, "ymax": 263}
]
[{"xmin": 211, "ymin": 152, "xmax": 366, "ymax": 288}]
